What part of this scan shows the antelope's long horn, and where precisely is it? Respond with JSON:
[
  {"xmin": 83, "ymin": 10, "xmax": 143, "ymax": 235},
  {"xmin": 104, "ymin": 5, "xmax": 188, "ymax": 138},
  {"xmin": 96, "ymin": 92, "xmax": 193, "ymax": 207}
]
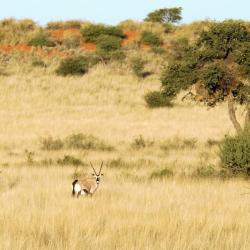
[
  {"xmin": 90, "ymin": 162, "xmax": 97, "ymax": 175},
  {"xmin": 99, "ymin": 161, "xmax": 103, "ymax": 175}
]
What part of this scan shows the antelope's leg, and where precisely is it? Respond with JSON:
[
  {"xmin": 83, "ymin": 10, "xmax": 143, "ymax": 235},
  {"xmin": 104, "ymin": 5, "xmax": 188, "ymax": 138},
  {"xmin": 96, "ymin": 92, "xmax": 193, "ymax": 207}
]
[{"xmin": 77, "ymin": 191, "xmax": 81, "ymax": 198}]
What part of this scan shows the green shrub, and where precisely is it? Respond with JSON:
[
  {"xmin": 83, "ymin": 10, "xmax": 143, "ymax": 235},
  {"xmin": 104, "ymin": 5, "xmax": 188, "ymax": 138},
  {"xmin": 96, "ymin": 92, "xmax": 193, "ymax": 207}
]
[
  {"xmin": 28, "ymin": 32, "xmax": 56, "ymax": 47},
  {"xmin": 193, "ymin": 164, "xmax": 215, "ymax": 178},
  {"xmin": 130, "ymin": 57, "xmax": 146, "ymax": 78},
  {"xmin": 63, "ymin": 37, "xmax": 81, "ymax": 49},
  {"xmin": 40, "ymin": 136, "xmax": 64, "ymax": 151},
  {"xmin": 145, "ymin": 91, "xmax": 173, "ymax": 108},
  {"xmin": 96, "ymin": 35, "xmax": 125, "ymax": 62},
  {"xmin": 65, "ymin": 133, "xmax": 113, "ymax": 151},
  {"xmin": 96, "ymin": 35, "xmax": 121, "ymax": 52},
  {"xmin": 140, "ymin": 31, "xmax": 162, "ymax": 47},
  {"xmin": 56, "ymin": 56, "xmax": 89, "ymax": 76},
  {"xmin": 219, "ymin": 131, "xmax": 250, "ymax": 174},
  {"xmin": 150, "ymin": 167, "xmax": 173, "ymax": 179},
  {"xmin": 57, "ymin": 155, "xmax": 83, "ymax": 166},
  {"xmin": 81, "ymin": 24, "xmax": 125, "ymax": 43}
]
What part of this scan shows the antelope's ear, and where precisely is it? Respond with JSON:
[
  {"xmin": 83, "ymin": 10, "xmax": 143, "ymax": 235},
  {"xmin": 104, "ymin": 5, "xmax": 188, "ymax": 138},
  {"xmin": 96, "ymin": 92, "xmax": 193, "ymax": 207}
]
[
  {"xmin": 101, "ymin": 173, "xmax": 104, "ymax": 176},
  {"xmin": 92, "ymin": 173, "xmax": 95, "ymax": 176}
]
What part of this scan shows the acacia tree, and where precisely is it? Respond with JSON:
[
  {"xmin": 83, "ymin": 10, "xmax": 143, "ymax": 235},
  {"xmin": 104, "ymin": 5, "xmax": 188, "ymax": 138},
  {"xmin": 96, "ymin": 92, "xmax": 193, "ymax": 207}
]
[
  {"xmin": 144, "ymin": 7, "xmax": 182, "ymax": 24},
  {"xmin": 154, "ymin": 20, "xmax": 250, "ymax": 134}
]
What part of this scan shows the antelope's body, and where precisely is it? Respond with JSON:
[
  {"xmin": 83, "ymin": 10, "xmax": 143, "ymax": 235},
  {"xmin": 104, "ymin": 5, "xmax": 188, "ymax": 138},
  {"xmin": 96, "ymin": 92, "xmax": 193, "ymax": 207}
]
[
  {"xmin": 72, "ymin": 178, "xmax": 99, "ymax": 197},
  {"xmin": 72, "ymin": 162, "xmax": 103, "ymax": 198}
]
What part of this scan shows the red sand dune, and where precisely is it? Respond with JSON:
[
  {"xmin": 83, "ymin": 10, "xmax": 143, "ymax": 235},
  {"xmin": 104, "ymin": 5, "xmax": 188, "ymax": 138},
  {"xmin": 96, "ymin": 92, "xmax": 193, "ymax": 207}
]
[
  {"xmin": 122, "ymin": 31, "xmax": 138, "ymax": 46},
  {"xmin": 0, "ymin": 30, "xmax": 166, "ymax": 57},
  {"xmin": 49, "ymin": 28, "xmax": 81, "ymax": 40},
  {"xmin": 0, "ymin": 44, "xmax": 65, "ymax": 58},
  {"xmin": 80, "ymin": 42, "xmax": 96, "ymax": 51}
]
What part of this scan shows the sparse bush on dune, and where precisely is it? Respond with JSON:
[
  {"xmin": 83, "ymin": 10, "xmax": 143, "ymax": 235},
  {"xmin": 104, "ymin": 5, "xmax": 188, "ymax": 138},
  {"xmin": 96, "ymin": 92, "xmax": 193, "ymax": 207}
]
[
  {"xmin": 96, "ymin": 35, "xmax": 125, "ymax": 62},
  {"xmin": 81, "ymin": 24, "xmax": 125, "ymax": 43},
  {"xmin": 0, "ymin": 18, "xmax": 39, "ymax": 44},
  {"xmin": 46, "ymin": 20, "xmax": 82, "ymax": 30},
  {"xmin": 56, "ymin": 56, "xmax": 89, "ymax": 76},
  {"xmin": 140, "ymin": 31, "xmax": 162, "ymax": 47},
  {"xmin": 28, "ymin": 32, "xmax": 56, "ymax": 47}
]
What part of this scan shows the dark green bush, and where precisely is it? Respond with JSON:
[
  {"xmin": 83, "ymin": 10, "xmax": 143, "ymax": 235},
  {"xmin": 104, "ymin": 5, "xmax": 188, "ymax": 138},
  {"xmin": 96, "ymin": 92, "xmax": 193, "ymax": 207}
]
[
  {"xmin": 96, "ymin": 35, "xmax": 121, "ymax": 52},
  {"xmin": 81, "ymin": 24, "xmax": 125, "ymax": 43},
  {"xmin": 56, "ymin": 56, "xmax": 89, "ymax": 76},
  {"xmin": 28, "ymin": 33, "xmax": 56, "ymax": 47},
  {"xmin": 140, "ymin": 31, "xmax": 162, "ymax": 47},
  {"xmin": 130, "ymin": 57, "xmax": 146, "ymax": 78},
  {"xmin": 145, "ymin": 91, "xmax": 173, "ymax": 108},
  {"xmin": 220, "ymin": 131, "xmax": 250, "ymax": 174},
  {"xmin": 96, "ymin": 35, "xmax": 125, "ymax": 62}
]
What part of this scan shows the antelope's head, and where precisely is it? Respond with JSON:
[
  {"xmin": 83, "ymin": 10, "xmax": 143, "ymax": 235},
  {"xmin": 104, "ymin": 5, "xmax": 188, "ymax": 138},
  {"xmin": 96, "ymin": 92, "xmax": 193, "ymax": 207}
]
[{"xmin": 90, "ymin": 162, "xmax": 104, "ymax": 184}]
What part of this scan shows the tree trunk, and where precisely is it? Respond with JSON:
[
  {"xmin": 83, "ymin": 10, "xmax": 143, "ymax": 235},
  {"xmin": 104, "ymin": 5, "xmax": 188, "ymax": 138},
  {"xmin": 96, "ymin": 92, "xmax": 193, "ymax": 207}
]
[
  {"xmin": 228, "ymin": 94, "xmax": 243, "ymax": 134},
  {"xmin": 245, "ymin": 106, "xmax": 250, "ymax": 130}
]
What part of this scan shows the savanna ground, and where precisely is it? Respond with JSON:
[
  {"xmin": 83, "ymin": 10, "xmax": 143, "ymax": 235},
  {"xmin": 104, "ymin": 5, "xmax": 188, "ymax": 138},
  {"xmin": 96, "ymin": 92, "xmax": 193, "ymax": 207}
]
[{"xmin": 0, "ymin": 59, "xmax": 250, "ymax": 250}]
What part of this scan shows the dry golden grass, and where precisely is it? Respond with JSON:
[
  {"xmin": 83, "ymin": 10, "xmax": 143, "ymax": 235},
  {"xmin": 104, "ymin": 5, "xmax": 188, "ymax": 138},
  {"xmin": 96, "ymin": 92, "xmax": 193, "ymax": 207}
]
[
  {"xmin": 0, "ymin": 167, "xmax": 250, "ymax": 250},
  {"xmin": 0, "ymin": 61, "xmax": 249, "ymax": 249}
]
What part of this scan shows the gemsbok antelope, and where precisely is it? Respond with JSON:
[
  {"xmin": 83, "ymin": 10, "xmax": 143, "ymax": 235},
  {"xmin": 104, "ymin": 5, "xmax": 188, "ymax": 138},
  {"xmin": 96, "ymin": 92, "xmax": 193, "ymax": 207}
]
[{"xmin": 72, "ymin": 162, "xmax": 104, "ymax": 197}]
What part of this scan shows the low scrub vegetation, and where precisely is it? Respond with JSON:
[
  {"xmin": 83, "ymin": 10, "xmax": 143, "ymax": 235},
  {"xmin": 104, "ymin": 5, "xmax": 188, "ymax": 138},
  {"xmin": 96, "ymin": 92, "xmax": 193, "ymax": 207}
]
[
  {"xmin": 81, "ymin": 24, "xmax": 125, "ymax": 43},
  {"xmin": 40, "ymin": 136, "xmax": 64, "ymax": 151},
  {"xmin": 145, "ymin": 91, "xmax": 173, "ymax": 108},
  {"xmin": 150, "ymin": 167, "xmax": 173, "ymax": 179},
  {"xmin": 28, "ymin": 32, "xmax": 56, "ymax": 47},
  {"xmin": 140, "ymin": 31, "xmax": 162, "ymax": 47},
  {"xmin": 160, "ymin": 138, "xmax": 197, "ymax": 152},
  {"xmin": 130, "ymin": 57, "xmax": 146, "ymax": 78},
  {"xmin": 57, "ymin": 155, "xmax": 84, "ymax": 166},
  {"xmin": 56, "ymin": 56, "xmax": 89, "ymax": 76},
  {"xmin": 65, "ymin": 133, "xmax": 114, "ymax": 151},
  {"xmin": 220, "ymin": 131, "xmax": 250, "ymax": 175}
]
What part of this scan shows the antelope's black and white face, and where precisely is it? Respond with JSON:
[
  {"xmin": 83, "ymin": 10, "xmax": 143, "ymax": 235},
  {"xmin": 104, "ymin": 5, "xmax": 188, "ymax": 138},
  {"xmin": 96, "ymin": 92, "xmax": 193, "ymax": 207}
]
[
  {"xmin": 92, "ymin": 173, "xmax": 103, "ymax": 184},
  {"xmin": 90, "ymin": 162, "xmax": 104, "ymax": 185}
]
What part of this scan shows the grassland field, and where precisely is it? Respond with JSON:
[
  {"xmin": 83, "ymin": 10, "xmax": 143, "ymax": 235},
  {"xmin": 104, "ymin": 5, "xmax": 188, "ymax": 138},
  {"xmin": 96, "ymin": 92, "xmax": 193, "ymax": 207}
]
[{"xmin": 0, "ymin": 51, "xmax": 249, "ymax": 250}]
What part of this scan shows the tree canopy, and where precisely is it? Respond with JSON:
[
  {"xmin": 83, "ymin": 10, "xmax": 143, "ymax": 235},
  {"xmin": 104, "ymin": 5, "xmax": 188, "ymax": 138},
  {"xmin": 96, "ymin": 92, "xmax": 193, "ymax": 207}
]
[
  {"xmin": 158, "ymin": 20, "xmax": 250, "ymax": 133},
  {"xmin": 144, "ymin": 7, "xmax": 182, "ymax": 24}
]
